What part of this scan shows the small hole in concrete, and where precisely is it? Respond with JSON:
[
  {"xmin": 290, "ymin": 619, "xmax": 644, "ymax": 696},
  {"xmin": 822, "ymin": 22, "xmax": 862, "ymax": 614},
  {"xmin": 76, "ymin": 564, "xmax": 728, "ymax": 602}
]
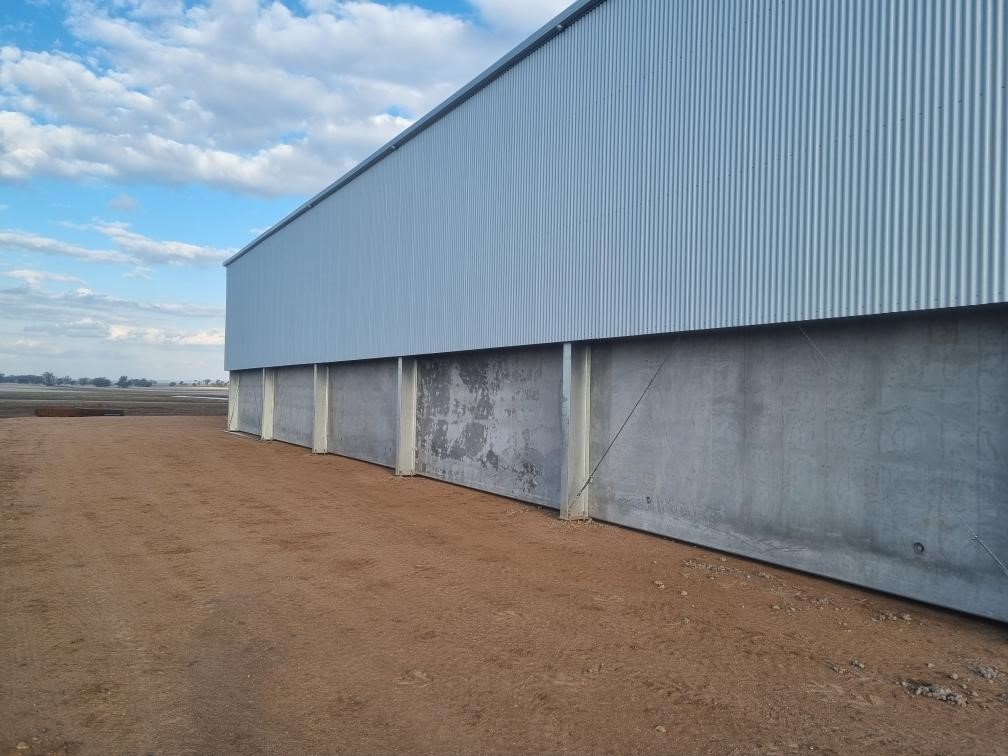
[{"xmin": 913, "ymin": 542, "xmax": 925, "ymax": 554}]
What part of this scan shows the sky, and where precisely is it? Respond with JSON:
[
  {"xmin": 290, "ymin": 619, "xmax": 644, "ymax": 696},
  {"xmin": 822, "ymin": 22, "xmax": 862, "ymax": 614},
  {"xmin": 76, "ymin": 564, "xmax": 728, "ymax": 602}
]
[{"xmin": 0, "ymin": 0, "xmax": 570, "ymax": 381}]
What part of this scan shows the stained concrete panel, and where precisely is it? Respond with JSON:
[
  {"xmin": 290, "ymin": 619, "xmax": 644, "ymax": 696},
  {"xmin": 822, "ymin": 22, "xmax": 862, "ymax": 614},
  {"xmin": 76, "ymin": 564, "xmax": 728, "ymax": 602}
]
[
  {"xmin": 327, "ymin": 359, "xmax": 398, "ymax": 467},
  {"xmin": 235, "ymin": 369, "xmax": 263, "ymax": 435},
  {"xmin": 273, "ymin": 366, "xmax": 314, "ymax": 448},
  {"xmin": 416, "ymin": 346, "xmax": 563, "ymax": 508},
  {"xmin": 588, "ymin": 307, "xmax": 1008, "ymax": 622}
]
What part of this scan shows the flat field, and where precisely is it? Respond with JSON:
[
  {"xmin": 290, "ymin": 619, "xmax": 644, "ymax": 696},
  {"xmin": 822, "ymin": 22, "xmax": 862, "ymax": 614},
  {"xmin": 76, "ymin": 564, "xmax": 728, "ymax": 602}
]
[
  {"xmin": 0, "ymin": 416, "xmax": 1005, "ymax": 755},
  {"xmin": 0, "ymin": 384, "xmax": 227, "ymax": 418}
]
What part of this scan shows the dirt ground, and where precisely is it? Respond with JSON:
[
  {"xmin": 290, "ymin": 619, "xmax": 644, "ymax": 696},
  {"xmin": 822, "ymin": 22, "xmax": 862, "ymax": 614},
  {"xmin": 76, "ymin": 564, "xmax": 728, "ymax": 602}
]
[
  {"xmin": 1, "ymin": 417, "xmax": 1005, "ymax": 755},
  {"xmin": 0, "ymin": 385, "xmax": 227, "ymax": 418}
]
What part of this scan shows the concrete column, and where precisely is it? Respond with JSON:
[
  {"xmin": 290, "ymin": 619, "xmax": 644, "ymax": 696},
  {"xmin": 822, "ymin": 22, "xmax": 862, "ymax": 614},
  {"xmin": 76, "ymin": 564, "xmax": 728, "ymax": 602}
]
[
  {"xmin": 395, "ymin": 357, "xmax": 418, "ymax": 476},
  {"xmin": 227, "ymin": 371, "xmax": 240, "ymax": 432},
  {"xmin": 559, "ymin": 343, "xmax": 591, "ymax": 520},
  {"xmin": 312, "ymin": 363, "xmax": 329, "ymax": 454},
  {"xmin": 261, "ymin": 367, "xmax": 275, "ymax": 441}
]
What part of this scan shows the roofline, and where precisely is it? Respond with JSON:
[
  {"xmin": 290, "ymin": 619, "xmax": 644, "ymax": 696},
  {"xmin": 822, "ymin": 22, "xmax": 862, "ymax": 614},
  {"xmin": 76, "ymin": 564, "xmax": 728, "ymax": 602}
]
[{"xmin": 223, "ymin": 0, "xmax": 606, "ymax": 267}]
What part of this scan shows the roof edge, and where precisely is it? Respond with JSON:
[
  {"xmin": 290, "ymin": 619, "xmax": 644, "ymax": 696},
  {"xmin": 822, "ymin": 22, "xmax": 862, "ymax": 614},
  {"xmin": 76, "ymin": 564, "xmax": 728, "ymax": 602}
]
[{"xmin": 223, "ymin": 0, "xmax": 606, "ymax": 267}]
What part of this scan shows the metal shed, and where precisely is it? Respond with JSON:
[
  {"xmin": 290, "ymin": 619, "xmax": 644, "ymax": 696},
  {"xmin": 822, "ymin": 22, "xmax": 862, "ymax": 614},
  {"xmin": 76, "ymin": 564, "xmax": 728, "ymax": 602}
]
[{"xmin": 225, "ymin": 0, "xmax": 1008, "ymax": 621}]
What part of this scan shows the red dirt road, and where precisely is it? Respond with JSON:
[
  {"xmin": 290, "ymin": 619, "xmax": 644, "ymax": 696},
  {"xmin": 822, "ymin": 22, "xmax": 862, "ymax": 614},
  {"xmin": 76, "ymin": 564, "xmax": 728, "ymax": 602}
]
[{"xmin": 1, "ymin": 416, "xmax": 1006, "ymax": 755}]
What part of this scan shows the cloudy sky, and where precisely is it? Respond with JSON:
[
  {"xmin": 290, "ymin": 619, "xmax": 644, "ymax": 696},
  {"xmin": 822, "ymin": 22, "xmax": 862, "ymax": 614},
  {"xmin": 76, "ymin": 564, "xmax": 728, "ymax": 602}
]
[{"xmin": 0, "ymin": 0, "xmax": 570, "ymax": 381}]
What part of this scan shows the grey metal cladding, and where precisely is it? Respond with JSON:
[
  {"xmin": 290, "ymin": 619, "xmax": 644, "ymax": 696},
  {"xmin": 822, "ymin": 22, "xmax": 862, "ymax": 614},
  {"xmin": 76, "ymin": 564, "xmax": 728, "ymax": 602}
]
[{"xmin": 225, "ymin": 0, "xmax": 1007, "ymax": 371}]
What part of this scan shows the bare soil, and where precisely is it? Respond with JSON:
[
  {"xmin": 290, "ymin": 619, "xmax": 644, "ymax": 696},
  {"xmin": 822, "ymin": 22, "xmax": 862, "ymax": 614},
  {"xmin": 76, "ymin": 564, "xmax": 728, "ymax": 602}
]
[{"xmin": 1, "ymin": 416, "xmax": 1005, "ymax": 755}]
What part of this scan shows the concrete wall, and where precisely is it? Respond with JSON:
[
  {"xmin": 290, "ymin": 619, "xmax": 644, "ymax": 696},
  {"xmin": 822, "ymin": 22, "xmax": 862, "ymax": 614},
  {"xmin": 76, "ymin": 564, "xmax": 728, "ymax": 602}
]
[
  {"xmin": 273, "ymin": 366, "xmax": 314, "ymax": 448},
  {"xmin": 588, "ymin": 307, "xmax": 1008, "ymax": 621},
  {"xmin": 328, "ymin": 359, "xmax": 398, "ymax": 467},
  {"xmin": 235, "ymin": 369, "xmax": 262, "ymax": 435},
  {"xmin": 416, "ymin": 346, "xmax": 563, "ymax": 508}
]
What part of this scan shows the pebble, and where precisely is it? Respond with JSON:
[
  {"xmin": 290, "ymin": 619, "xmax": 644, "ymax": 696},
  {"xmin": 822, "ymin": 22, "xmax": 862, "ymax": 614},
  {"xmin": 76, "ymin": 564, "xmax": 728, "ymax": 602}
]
[
  {"xmin": 900, "ymin": 613, "xmax": 912, "ymax": 621},
  {"xmin": 653, "ymin": 580, "xmax": 665, "ymax": 589},
  {"xmin": 680, "ymin": 590, "xmax": 688, "ymax": 597},
  {"xmin": 950, "ymin": 673, "xmax": 959, "ymax": 680},
  {"xmin": 655, "ymin": 725, "xmax": 667, "ymax": 734},
  {"xmin": 926, "ymin": 663, "xmax": 935, "ymax": 668},
  {"xmin": 771, "ymin": 604, "xmax": 781, "ymax": 610},
  {"xmin": 850, "ymin": 660, "xmax": 865, "ymax": 670},
  {"xmin": 972, "ymin": 665, "xmax": 999, "ymax": 681},
  {"xmin": 901, "ymin": 680, "xmax": 967, "ymax": 706},
  {"xmin": 16, "ymin": 744, "xmax": 28, "ymax": 751}
]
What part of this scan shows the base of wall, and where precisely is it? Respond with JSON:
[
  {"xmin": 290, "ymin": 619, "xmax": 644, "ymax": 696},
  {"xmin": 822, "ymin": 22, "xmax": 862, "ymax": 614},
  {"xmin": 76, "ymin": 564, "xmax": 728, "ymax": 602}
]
[{"xmin": 228, "ymin": 306, "xmax": 1008, "ymax": 622}]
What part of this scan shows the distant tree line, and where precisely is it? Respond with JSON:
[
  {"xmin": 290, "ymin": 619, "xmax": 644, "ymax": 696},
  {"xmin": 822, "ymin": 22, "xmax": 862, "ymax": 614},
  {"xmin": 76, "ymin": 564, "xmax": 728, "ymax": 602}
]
[
  {"xmin": 0, "ymin": 372, "xmax": 151, "ymax": 387},
  {"xmin": 0, "ymin": 372, "xmax": 227, "ymax": 388}
]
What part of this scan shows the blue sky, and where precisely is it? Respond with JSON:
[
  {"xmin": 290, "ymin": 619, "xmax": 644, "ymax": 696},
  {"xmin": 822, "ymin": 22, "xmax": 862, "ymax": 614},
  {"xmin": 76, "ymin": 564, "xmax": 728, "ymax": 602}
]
[{"xmin": 0, "ymin": 0, "xmax": 569, "ymax": 380}]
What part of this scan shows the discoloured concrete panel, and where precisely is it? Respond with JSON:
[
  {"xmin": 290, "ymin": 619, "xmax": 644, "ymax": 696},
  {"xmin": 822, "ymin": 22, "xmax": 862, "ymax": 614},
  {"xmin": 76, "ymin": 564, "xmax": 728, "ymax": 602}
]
[
  {"xmin": 416, "ymin": 347, "xmax": 563, "ymax": 508},
  {"xmin": 589, "ymin": 307, "xmax": 1008, "ymax": 622},
  {"xmin": 327, "ymin": 359, "xmax": 398, "ymax": 467},
  {"xmin": 273, "ymin": 366, "xmax": 314, "ymax": 448},
  {"xmin": 235, "ymin": 369, "xmax": 262, "ymax": 435}
]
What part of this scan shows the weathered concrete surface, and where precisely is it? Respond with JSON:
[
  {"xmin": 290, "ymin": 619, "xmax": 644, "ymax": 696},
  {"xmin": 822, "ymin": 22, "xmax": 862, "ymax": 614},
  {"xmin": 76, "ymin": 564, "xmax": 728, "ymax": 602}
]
[
  {"xmin": 327, "ymin": 359, "xmax": 398, "ymax": 467},
  {"xmin": 273, "ymin": 366, "xmax": 314, "ymax": 448},
  {"xmin": 588, "ymin": 306, "xmax": 1008, "ymax": 622},
  {"xmin": 416, "ymin": 347, "xmax": 563, "ymax": 508},
  {"xmin": 235, "ymin": 369, "xmax": 262, "ymax": 435}
]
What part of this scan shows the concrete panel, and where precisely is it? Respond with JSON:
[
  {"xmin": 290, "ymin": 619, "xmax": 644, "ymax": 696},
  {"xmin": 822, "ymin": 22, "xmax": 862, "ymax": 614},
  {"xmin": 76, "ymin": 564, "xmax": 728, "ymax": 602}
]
[
  {"xmin": 416, "ymin": 346, "xmax": 563, "ymax": 508},
  {"xmin": 588, "ymin": 307, "xmax": 1008, "ymax": 622},
  {"xmin": 327, "ymin": 359, "xmax": 398, "ymax": 467},
  {"xmin": 273, "ymin": 365, "xmax": 314, "ymax": 448},
  {"xmin": 235, "ymin": 369, "xmax": 262, "ymax": 435}
]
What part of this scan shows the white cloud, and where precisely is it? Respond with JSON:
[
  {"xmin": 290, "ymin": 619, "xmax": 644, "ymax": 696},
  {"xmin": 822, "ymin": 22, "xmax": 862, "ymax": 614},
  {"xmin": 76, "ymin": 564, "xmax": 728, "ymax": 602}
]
[
  {"xmin": 0, "ymin": 229, "xmax": 133, "ymax": 264},
  {"xmin": 469, "ymin": 0, "xmax": 572, "ymax": 32},
  {"xmin": 106, "ymin": 324, "xmax": 224, "ymax": 346},
  {"xmin": 92, "ymin": 221, "xmax": 230, "ymax": 265},
  {"xmin": 0, "ymin": 278, "xmax": 225, "ymax": 374},
  {"xmin": 0, "ymin": 1, "xmax": 558, "ymax": 196},
  {"xmin": 0, "ymin": 224, "xmax": 231, "ymax": 267},
  {"xmin": 107, "ymin": 192, "xmax": 138, "ymax": 212},
  {"xmin": 123, "ymin": 265, "xmax": 152, "ymax": 279},
  {"xmin": 0, "ymin": 282, "xmax": 223, "ymax": 320},
  {"xmin": 5, "ymin": 268, "xmax": 85, "ymax": 286}
]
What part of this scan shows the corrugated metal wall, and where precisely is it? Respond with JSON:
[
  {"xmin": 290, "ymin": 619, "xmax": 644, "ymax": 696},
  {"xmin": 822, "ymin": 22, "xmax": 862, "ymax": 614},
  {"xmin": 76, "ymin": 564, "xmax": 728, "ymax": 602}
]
[{"xmin": 225, "ymin": 0, "xmax": 1006, "ymax": 371}]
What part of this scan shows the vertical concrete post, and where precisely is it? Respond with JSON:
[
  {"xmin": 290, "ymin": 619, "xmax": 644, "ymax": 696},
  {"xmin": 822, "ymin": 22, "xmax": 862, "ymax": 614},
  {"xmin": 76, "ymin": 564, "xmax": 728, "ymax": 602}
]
[
  {"xmin": 227, "ymin": 371, "xmax": 240, "ymax": 432},
  {"xmin": 261, "ymin": 367, "xmax": 275, "ymax": 441},
  {"xmin": 560, "ymin": 342, "xmax": 591, "ymax": 520},
  {"xmin": 312, "ymin": 363, "xmax": 329, "ymax": 454},
  {"xmin": 395, "ymin": 357, "xmax": 418, "ymax": 476}
]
